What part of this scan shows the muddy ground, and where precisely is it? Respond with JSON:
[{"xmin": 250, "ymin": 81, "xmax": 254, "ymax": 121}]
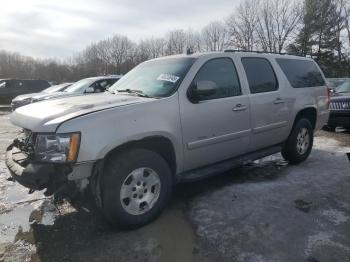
[{"xmin": 0, "ymin": 110, "xmax": 349, "ymax": 262}]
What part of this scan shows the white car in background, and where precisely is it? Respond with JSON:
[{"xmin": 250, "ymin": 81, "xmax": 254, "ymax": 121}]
[
  {"xmin": 11, "ymin": 82, "xmax": 73, "ymax": 109},
  {"xmin": 11, "ymin": 75, "xmax": 122, "ymax": 110}
]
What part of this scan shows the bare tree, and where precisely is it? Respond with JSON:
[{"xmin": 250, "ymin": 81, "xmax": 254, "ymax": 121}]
[
  {"xmin": 334, "ymin": 0, "xmax": 347, "ymax": 62},
  {"xmin": 256, "ymin": 0, "xmax": 302, "ymax": 53},
  {"xmin": 226, "ymin": 0, "xmax": 259, "ymax": 51},
  {"xmin": 137, "ymin": 37, "xmax": 166, "ymax": 60},
  {"xmin": 185, "ymin": 29, "xmax": 203, "ymax": 53},
  {"xmin": 201, "ymin": 21, "xmax": 229, "ymax": 51},
  {"xmin": 108, "ymin": 35, "xmax": 134, "ymax": 73},
  {"xmin": 345, "ymin": 0, "xmax": 350, "ymax": 46},
  {"xmin": 166, "ymin": 29, "xmax": 187, "ymax": 55}
]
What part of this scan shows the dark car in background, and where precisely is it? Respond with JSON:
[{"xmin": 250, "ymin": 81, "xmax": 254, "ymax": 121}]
[
  {"xmin": 325, "ymin": 79, "xmax": 350, "ymax": 131},
  {"xmin": 0, "ymin": 79, "xmax": 51, "ymax": 104},
  {"xmin": 11, "ymin": 82, "xmax": 72, "ymax": 110},
  {"xmin": 11, "ymin": 75, "xmax": 121, "ymax": 110}
]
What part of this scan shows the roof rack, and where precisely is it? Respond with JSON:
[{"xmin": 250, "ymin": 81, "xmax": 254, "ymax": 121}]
[{"xmin": 224, "ymin": 49, "xmax": 287, "ymax": 55}]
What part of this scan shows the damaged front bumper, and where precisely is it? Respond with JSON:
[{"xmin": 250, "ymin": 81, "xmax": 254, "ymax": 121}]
[{"xmin": 5, "ymin": 143, "xmax": 72, "ymax": 193}]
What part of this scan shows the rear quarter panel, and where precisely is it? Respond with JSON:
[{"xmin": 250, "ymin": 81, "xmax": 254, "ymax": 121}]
[{"xmin": 274, "ymin": 57, "xmax": 329, "ymax": 133}]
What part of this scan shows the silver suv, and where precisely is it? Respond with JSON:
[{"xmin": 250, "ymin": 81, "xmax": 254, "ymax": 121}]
[{"xmin": 5, "ymin": 51, "xmax": 329, "ymax": 228}]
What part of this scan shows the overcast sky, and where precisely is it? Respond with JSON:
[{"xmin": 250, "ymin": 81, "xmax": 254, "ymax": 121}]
[{"xmin": 0, "ymin": 0, "xmax": 239, "ymax": 59}]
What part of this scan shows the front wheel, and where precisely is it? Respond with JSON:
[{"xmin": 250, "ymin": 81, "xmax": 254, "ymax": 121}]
[
  {"xmin": 282, "ymin": 118, "xmax": 314, "ymax": 164},
  {"xmin": 101, "ymin": 149, "xmax": 172, "ymax": 228}
]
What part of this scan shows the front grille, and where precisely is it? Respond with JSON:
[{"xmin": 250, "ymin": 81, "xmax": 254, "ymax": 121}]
[{"xmin": 329, "ymin": 101, "xmax": 350, "ymax": 110}]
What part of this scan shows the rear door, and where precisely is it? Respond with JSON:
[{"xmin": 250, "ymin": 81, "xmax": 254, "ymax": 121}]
[
  {"xmin": 179, "ymin": 56, "xmax": 251, "ymax": 171},
  {"xmin": 240, "ymin": 57, "xmax": 289, "ymax": 150}
]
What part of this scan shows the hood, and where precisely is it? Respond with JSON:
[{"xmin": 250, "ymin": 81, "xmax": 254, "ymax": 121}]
[
  {"xmin": 333, "ymin": 92, "xmax": 350, "ymax": 97},
  {"xmin": 13, "ymin": 93, "xmax": 42, "ymax": 101},
  {"xmin": 10, "ymin": 93, "xmax": 155, "ymax": 132},
  {"xmin": 32, "ymin": 91, "xmax": 77, "ymax": 101},
  {"xmin": 12, "ymin": 91, "xmax": 70, "ymax": 102}
]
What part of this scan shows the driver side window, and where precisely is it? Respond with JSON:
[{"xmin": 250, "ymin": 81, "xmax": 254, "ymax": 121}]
[
  {"xmin": 191, "ymin": 58, "xmax": 241, "ymax": 101},
  {"xmin": 91, "ymin": 80, "xmax": 109, "ymax": 93}
]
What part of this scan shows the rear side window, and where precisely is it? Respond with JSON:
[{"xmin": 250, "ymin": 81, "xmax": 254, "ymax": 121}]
[
  {"xmin": 241, "ymin": 58, "xmax": 278, "ymax": 94},
  {"xmin": 34, "ymin": 80, "xmax": 50, "ymax": 88},
  {"xmin": 276, "ymin": 59, "xmax": 325, "ymax": 88}
]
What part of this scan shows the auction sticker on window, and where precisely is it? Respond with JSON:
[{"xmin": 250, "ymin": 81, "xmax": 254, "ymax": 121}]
[{"xmin": 157, "ymin": 74, "xmax": 180, "ymax": 83}]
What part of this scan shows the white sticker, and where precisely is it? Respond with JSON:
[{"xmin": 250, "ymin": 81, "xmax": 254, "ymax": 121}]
[{"xmin": 157, "ymin": 74, "xmax": 180, "ymax": 83}]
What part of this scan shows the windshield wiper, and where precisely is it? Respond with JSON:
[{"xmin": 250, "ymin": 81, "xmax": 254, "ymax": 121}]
[{"xmin": 116, "ymin": 89, "xmax": 151, "ymax": 98}]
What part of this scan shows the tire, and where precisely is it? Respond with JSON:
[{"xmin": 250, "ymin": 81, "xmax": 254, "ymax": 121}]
[
  {"xmin": 282, "ymin": 118, "xmax": 314, "ymax": 164},
  {"xmin": 101, "ymin": 149, "xmax": 173, "ymax": 228}
]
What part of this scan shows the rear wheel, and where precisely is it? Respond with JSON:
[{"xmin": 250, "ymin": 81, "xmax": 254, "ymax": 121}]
[
  {"xmin": 101, "ymin": 149, "xmax": 172, "ymax": 228},
  {"xmin": 282, "ymin": 118, "xmax": 314, "ymax": 164}
]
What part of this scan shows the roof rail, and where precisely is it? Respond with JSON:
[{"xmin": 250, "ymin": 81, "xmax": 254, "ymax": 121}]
[{"xmin": 224, "ymin": 49, "xmax": 288, "ymax": 55}]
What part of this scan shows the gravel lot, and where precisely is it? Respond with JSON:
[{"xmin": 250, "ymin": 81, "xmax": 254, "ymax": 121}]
[{"xmin": 0, "ymin": 110, "xmax": 349, "ymax": 262}]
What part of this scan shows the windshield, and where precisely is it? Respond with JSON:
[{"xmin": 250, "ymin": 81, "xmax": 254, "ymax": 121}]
[
  {"xmin": 43, "ymin": 83, "xmax": 71, "ymax": 93},
  {"xmin": 327, "ymin": 79, "xmax": 347, "ymax": 88},
  {"xmin": 64, "ymin": 78, "xmax": 95, "ymax": 93},
  {"xmin": 335, "ymin": 80, "xmax": 350, "ymax": 94},
  {"xmin": 109, "ymin": 57, "xmax": 196, "ymax": 98}
]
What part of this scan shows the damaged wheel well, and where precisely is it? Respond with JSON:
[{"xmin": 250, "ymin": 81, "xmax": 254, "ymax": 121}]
[
  {"xmin": 90, "ymin": 136, "xmax": 176, "ymax": 209},
  {"xmin": 104, "ymin": 136, "xmax": 177, "ymax": 175}
]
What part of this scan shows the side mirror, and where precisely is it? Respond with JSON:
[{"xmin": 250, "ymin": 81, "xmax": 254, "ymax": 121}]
[
  {"xmin": 188, "ymin": 80, "xmax": 217, "ymax": 102},
  {"xmin": 85, "ymin": 87, "xmax": 95, "ymax": 93}
]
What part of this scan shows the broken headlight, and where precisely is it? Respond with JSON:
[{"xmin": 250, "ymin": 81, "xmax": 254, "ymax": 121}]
[{"xmin": 35, "ymin": 133, "xmax": 80, "ymax": 163}]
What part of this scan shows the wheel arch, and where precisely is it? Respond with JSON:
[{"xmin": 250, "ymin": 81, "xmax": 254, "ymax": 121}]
[
  {"xmin": 102, "ymin": 135, "xmax": 178, "ymax": 176},
  {"xmin": 293, "ymin": 107, "xmax": 317, "ymax": 130}
]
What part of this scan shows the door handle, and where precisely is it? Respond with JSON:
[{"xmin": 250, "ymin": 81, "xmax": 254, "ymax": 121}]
[
  {"xmin": 232, "ymin": 104, "xmax": 247, "ymax": 112},
  {"xmin": 273, "ymin": 98, "xmax": 285, "ymax": 104}
]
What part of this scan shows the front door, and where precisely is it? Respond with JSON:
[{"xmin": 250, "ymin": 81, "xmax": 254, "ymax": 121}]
[{"xmin": 179, "ymin": 57, "xmax": 251, "ymax": 171}]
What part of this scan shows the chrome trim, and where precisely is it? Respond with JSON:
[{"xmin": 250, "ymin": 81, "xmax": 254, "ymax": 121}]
[
  {"xmin": 187, "ymin": 129, "xmax": 251, "ymax": 150},
  {"xmin": 252, "ymin": 121, "xmax": 288, "ymax": 134}
]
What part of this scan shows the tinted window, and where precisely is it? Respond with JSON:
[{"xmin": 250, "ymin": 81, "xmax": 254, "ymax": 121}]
[
  {"xmin": 38, "ymin": 80, "xmax": 50, "ymax": 88},
  {"xmin": 276, "ymin": 59, "xmax": 325, "ymax": 88},
  {"xmin": 14, "ymin": 80, "xmax": 25, "ymax": 88},
  {"xmin": 65, "ymin": 78, "xmax": 96, "ymax": 93},
  {"xmin": 241, "ymin": 58, "xmax": 278, "ymax": 94},
  {"xmin": 11, "ymin": 80, "xmax": 49, "ymax": 89},
  {"xmin": 191, "ymin": 58, "xmax": 241, "ymax": 101}
]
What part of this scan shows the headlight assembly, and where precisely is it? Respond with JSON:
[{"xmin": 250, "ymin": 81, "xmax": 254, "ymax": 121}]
[{"xmin": 35, "ymin": 133, "xmax": 81, "ymax": 163}]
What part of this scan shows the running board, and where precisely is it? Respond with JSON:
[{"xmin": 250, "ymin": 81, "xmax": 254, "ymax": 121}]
[{"xmin": 176, "ymin": 145, "xmax": 282, "ymax": 182}]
